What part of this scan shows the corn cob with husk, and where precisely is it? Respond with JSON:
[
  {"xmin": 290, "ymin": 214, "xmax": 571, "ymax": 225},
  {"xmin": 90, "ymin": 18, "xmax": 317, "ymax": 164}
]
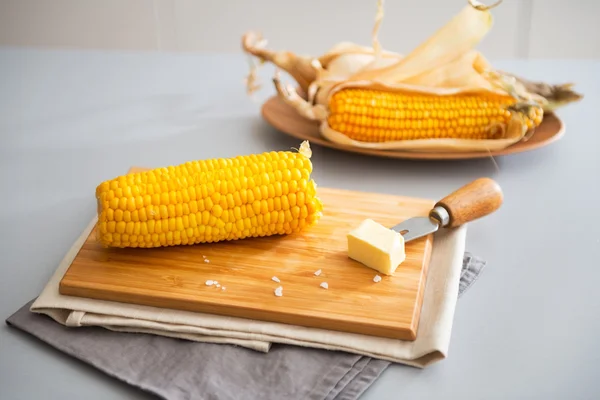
[
  {"xmin": 94, "ymin": 141, "xmax": 323, "ymax": 248},
  {"xmin": 242, "ymin": 0, "xmax": 582, "ymax": 152}
]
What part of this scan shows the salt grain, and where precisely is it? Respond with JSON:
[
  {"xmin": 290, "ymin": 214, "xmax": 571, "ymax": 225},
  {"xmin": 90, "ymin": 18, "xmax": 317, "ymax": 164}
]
[
  {"xmin": 222, "ymin": 287, "xmax": 226, "ymax": 291},
  {"xmin": 314, "ymin": 269, "xmax": 322, "ymax": 276},
  {"xmin": 272, "ymin": 276, "xmax": 280, "ymax": 283},
  {"xmin": 216, "ymin": 284, "xmax": 221, "ymax": 288},
  {"xmin": 274, "ymin": 286, "xmax": 283, "ymax": 297},
  {"xmin": 204, "ymin": 259, "xmax": 210, "ymax": 263},
  {"xmin": 205, "ymin": 280, "xmax": 214, "ymax": 286},
  {"xmin": 320, "ymin": 282, "xmax": 328, "ymax": 289},
  {"xmin": 373, "ymin": 275, "xmax": 382, "ymax": 283}
]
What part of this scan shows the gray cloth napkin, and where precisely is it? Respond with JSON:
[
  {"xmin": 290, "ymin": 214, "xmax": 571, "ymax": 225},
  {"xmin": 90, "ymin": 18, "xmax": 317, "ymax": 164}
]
[{"xmin": 6, "ymin": 253, "xmax": 485, "ymax": 400}]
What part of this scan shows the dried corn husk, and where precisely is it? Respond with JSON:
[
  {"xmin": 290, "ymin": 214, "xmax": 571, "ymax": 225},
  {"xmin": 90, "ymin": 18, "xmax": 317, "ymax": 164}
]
[
  {"xmin": 242, "ymin": 31, "xmax": 402, "ymax": 96},
  {"xmin": 242, "ymin": 31, "xmax": 316, "ymax": 94},
  {"xmin": 348, "ymin": 3, "xmax": 496, "ymax": 84},
  {"xmin": 497, "ymin": 72, "xmax": 583, "ymax": 112}
]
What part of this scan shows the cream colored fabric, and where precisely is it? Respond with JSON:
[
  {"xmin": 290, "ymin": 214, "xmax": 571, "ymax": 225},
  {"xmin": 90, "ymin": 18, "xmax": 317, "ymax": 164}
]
[{"xmin": 31, "ymin": 217, "xmax": 467, "ymax": 368}]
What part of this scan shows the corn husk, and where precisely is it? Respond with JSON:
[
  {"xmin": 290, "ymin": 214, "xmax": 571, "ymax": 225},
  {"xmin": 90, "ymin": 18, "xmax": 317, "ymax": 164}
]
[
  {"xmin": 347, "ymin": 4, "xmax": 495, "ymax": 84},
  {"xmin": 242, "ymin": 31, "xmax": 316, "ymax": 94},
  {"xmin": 242, "ymin": 31, "xmax": 402, "ymax": 96},
  {"xmin": 497, "ymin": 72, "xmax": 583, "ymax": 112}
]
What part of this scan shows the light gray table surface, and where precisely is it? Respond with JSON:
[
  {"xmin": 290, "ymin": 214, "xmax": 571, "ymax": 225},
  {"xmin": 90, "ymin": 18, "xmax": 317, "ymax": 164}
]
[{"xmin": 0, "ymin": 48, "xmax": 598, "ymax": 399}]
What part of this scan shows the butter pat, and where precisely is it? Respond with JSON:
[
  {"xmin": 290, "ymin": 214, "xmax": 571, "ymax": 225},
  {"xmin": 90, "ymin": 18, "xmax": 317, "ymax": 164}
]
[{"xmin": 347, "ymin": 219, "xmax": 406, "ymax": 275}]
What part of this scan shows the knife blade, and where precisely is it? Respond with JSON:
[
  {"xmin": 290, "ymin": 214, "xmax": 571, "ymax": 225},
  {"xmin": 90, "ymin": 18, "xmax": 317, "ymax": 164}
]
[{"xmin": 391, "ymin": 177, "xmax": 503, "ymax": 243}]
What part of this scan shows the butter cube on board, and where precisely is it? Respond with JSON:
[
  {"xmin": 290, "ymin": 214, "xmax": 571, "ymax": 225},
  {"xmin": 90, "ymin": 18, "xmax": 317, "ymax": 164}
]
[{"xmin": 347, "ymin": 219, "xmax": 406, "ymax": 275}]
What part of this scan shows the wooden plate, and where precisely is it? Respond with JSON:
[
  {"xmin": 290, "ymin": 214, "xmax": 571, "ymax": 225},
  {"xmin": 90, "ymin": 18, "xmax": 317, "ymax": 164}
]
[{"xmin": 261, "ymin": 95, "xmax": 565, "ymax": 160}]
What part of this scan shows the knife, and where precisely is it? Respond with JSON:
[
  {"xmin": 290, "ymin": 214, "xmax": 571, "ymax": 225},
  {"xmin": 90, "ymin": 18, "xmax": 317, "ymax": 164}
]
[{"xmin": 391, "ymin": 177, "xmax": 503, "ymax": 242}]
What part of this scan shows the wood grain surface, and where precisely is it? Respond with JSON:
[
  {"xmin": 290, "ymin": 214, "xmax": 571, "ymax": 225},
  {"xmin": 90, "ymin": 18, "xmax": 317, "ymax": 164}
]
[
  {"xmin": 59, "ymin": 168, "xmax": 435, "ymax": 340},
  {"xmin": 261, "ymin": 95, "xmax": 565, "ymax": 160},
  {"xmin": 435, "ymin": 177, "xmax": 503, "ymax": 228}
]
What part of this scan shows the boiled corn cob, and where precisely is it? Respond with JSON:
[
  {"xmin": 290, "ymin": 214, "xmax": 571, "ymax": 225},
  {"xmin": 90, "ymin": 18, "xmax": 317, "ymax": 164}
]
[
  {"xmin": 327, "ymin": 88, "xmax": 544, "ymax": 142},
  {"xmin": 95, "ymin": 143, "xmax": 323, "ymax": 248}
]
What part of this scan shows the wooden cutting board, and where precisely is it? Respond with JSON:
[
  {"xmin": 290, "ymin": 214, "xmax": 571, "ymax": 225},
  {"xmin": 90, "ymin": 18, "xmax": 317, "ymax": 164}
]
[{"xmin": 59, "ymin": 167, "xmax": 434, "ymax": 340}]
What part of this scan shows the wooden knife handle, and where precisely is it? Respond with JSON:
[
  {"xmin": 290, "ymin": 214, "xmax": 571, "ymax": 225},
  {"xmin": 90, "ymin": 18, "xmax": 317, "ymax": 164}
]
[{"xmin": 435, "ymin": 177, "xmax": 503, "ymax": 228}]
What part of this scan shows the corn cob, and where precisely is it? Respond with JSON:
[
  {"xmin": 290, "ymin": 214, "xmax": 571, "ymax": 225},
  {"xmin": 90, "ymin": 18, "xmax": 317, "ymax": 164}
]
[
  {"xmin": 94, "ymin": 144, "xmax": 323, "ymax": 248},
  {"xmin": 326, "ymin": 88, "xmax": 544, "ymax": 142}
]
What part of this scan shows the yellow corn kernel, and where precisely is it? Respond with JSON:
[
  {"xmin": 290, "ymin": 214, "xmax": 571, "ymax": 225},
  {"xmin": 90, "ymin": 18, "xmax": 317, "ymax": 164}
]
[
  {"xmin": 95, "ymin": 145, "xmax": 322, "ymax": 248},
  {"xmin": 327, "ymin": 88, "xmax": 544, "ymax": 142}
]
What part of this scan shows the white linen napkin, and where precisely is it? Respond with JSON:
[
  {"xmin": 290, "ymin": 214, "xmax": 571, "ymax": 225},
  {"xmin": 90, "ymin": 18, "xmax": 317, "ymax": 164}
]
[{"xmin": 31, "ymin": 215, "xmax": 467, "ymax": 368}]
